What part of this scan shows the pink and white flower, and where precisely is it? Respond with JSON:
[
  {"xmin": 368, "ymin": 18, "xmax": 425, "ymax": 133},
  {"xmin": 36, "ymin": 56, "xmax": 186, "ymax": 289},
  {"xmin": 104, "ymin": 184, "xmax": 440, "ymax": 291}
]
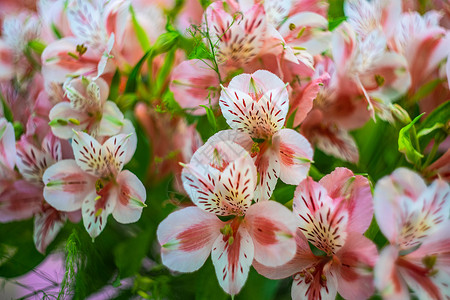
[
  {"xmin": 373, "ymin": 168, "xmax": 450, "ymax": 300},
  {"xmin": 157, "ymin": 140, "xmax": 297, "ymax": 295},
  {"xmin": 254, "ymin": 168, "xmax": 377, "ymax": 300},
  {"xmin": 218, "ymin": 70, "xmax": 313, "ymax": 201},
  {"xmin": 49, "ymin": 76, "xmax": 125, "ymax": 140},
  {"xmin": 43, "ymin": 131, "xmax": 146, "ymax": 238}
]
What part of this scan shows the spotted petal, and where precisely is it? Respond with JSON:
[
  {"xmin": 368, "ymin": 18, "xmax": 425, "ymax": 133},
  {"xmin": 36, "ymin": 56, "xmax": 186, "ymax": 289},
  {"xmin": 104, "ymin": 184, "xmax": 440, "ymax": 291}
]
[
  {"xmin": 217, "ymin": 154, "xmax": 257, "ymax": 215},
  {"xmin": 254, "ymin": 147, "xmax": 280, "ymax": 202},
  {"xmin": 211, "ymin": 225, "xmax": 254, "ymax": 295},
  {"xmin": 293, "ymin": 177, "xmax": 349, "ymax": 255},
  {"xmin": 82, "ymin": 188, "xmax": 116, "ymax": 239},
  {"xmin": 157, "ymin": 206, "xmax": 223, "ymax": 272},
  {"xmin": 320, "ymin": 168, "xmax": 373, "ymax": 234},
  {"xmin": 291, "ymin": 265, "xmax": 338, "ymax": 300}
]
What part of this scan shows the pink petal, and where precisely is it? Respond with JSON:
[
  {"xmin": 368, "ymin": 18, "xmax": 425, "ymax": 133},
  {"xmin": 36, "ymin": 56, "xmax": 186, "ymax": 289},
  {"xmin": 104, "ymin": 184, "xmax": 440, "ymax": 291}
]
[
  {"xmin": 206, "ymin": 130, "xmax": 253, "ymax": 153},
  {"xmin": 293, "ymin": 177, "xmax": 349, "ymax": 255},
  {"xmin": 315, "ymin": 126, "xmax": 360, "ymax": 164},
  {"xmin": 290, "ymin": 74, "xmax": 329, "ymax": 127},
  {"xmin": 16, "ymin": 135, "xmax": 55, "ymax": 184},
  {"xmin": 0, "ymin": 180, "xmax": 42, "ymax": 222},
  {"xmin": 43, "ymin": 159, "xmax": 95, "ymax": 212},
  {"xmin": 181, "ymin": 163, "xmax": 223, "ymax": 214},
  {"xmin": 254, "ymin": 147, "xmax": 280, "ymax": 201},
  {"xmin": 102, "ymin": 132, "xmax": 135, "ymax": 169},
  {"xmin": 41, "ymin": 133, "xmax": 62, "ymax": 162},
  {"xmin": 374, "ymin": 245, "xmax": 409, "ymax": 300},
  {"xmin": 49, "ymin": 102, "xmax": 89, "ymax": 139},
  {"xmin": 170, "ymin": 59, "xmax": 219, "ymax": 115},
  {"xmin": 0, "ymin": 118, "xmax": 16, "ymax": 171},
  {"xmin": 157, "ymin": 206, "xmax": 223, "ymax": 272},
  {"xmin": 227, "ymin": 70, "xmax": 288, "ymax": 100},
  {"xmin": 112, "ymin": 170, "xmax": 146, "ymax": 224},
  {"xmin": 244, "ymin": 201, "xmax": 297, "ymax": 267},
  {"xmin": 253, "ymin": 229, "xmax": 317, "ymax": 279},
  {"xmin": 211, "ymin": 225, "xmax": 254, "ymax": 295},
  {"xmin": 291, "ymin": 265, "xmax": 338, "ymax": 300},
  {"xmin": 275, "ymin": 129, "xmax": 313, "ymax": 185},
  {"xmin": 190, "ymin": 139, "xmax": 250, "ymax": 167},
  {"xmin": 219, "ymin": 87, "xmax": 261, "ymax": 136},
  {"xmin": 115, "ymin": 119, "xmax": 138, "ymax": 164},
  {"xmin": 373, "ymin": 168, "xmax": 427, "ymax": 245},
  {"xmin": 217, "ymin": 154, "xmax": 257, "ymax": 215},
  {"xmin": 331, "ymin": 22, "xmax": 356, "ymax": 73},
  {"xmin": 319, "ymin": 167, "xmax": 373, "ymax": 234},
  {"xmin": 82, "ymin": 188, "xmax": 117, "ymax": 239},
  {"xmin": 334, "ymin": 232, "xmax": 377, "ymax": 300},
  {"xmin": 34, "ymin": 206, "xmax": 66, "ymax": 254}
]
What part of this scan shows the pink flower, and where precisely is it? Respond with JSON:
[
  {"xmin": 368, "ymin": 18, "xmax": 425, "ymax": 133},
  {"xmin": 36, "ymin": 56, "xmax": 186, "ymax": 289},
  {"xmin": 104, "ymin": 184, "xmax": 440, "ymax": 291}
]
[
  {"xmin": 373, "ymin": 168, "xmax": 450, "ymax": 300},
  {"xmin": 218, "ymin": 70, "xmax": 313, "ymax": 201},
  {"xmin": 254, "ymin": 168, "xmax": 377, "ymax": 300},
  {"xmin": 157, "ymin": 140, "xmax": 297, "ymax": 295},
  {"xmin": 43, "ymin": 131, "xmax": 146, "ymax": 238},
  {"xmin": 49, "ymin": 76, "xmax": 125, "ymax": 140}
]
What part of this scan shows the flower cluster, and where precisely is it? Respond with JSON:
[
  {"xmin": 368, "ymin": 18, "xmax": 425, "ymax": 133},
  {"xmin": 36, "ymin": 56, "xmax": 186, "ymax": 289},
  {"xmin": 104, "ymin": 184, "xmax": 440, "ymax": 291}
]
[{"xmin": 0, "ymin": 0, "xmax": 449, "ymax": 299}]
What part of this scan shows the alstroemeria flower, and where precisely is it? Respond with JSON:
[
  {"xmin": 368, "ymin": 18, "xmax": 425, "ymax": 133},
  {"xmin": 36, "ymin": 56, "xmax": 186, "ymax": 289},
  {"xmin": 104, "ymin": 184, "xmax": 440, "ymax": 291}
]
[
  {"xmin": 373, "ymin": 168, "xmax": 450, "ymax": 300},
  {"xmin": 255, "ymin": 168, "xmax": 378, "ymax": 300},
  {"xmin": 218, "ymin": 70, "xmax": 313, "ymax": 201},
  {"xmin": 332, "ymin": 22, "xmax": 411, "ymax": 118},
  {"xmin": 49, "ymin": 76, "xmax": 124, "ymax": 140},
  {"xmin": 42, "ymin": 0, "xmax": 115, "ymax": 84},
  {"xmin": 43, "ymin": 131, "xmax": 146, "ymax": 238},
  {"xmin": 157, "ymin": 140, "xmax": 297, "ymax": 295}
]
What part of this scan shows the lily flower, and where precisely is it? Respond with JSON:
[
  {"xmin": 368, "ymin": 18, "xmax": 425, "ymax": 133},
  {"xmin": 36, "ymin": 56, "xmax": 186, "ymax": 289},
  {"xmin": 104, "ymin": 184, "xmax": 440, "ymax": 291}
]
[
  {"xmin": 373, "ymin": 168, "xmax": 450, "ymax": 300},
  {"xmin": 43, "ymin": 131, "xmax": 146, "ymax": 239},
  {"xmin": 218, "ymin": 70, "xmax": 313, "ymax": 201},
  {"xmin": 254, "ymin": 168, "xmax": 377, "ymax": 300}
]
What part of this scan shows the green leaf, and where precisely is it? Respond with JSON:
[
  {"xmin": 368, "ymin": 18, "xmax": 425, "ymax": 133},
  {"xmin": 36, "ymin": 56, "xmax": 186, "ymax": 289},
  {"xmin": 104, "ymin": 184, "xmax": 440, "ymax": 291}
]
[
  {"xmin": 109, "ymin": 68, "xmax": 121, "ymax": 101},
  {"xmin": 129, "ymin": 5, "xmax": 151, "ymax": 51},
  {"xmin": 114, "ymin": 230, "xmax": 152, "ymax": 278},
  {"xmin": 328, "ymin": 16, "xmax": 346, "ymax": 31},
  {"xmin": 285, "ymin": 108, "xmax": 297, "ymax": 129},
  {"xmin": 410, "ymin": 78, "xmax": 443, "ymax": 103},
  {"xmin": 152, "ymin": 32, "xmax": 180, "ymax": 56},
  {"xmin": 199, "ymin": 105, "xmax": 217, "ymax": 133},
  {"xmin": 155, "ymin": 49, "xmax": 176, "ymax": 97},
  {"xmin": 417, "ymin": 123, "xmax": 444, "ymax": 138},
  {"xmin": 398, "ymin": 114, "xmax": 424, "ymax": 166},
  {"xmin": 125, "ymin": 49, "xmax": 153, "ymax": 93},
  {"xmin": 419, "ymin": 100, "xmax": 450, "ymax": 133}
]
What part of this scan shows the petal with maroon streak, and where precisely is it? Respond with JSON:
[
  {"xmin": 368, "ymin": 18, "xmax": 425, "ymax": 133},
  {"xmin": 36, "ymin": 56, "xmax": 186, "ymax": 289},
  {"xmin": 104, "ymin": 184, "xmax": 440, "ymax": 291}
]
[
  {"xmin": 157, "ymin": 207, "xmax": 223, "ymax": 272},
  {"xmin": 112, "ymin": 170, "xmax": 146, "ymax": 224}
]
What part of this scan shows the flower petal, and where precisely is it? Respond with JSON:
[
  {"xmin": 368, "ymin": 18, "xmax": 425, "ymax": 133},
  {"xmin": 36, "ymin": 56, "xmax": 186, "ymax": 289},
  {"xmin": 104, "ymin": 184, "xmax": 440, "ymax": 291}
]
[
  {"xmin": 97, "ymin": 101, "xmax": 125, "ymax": 137},
  {"xmin": 293, "ymin": 177, "xmax": 349, "ymax": 255},
  {"xmin": 245, "ymin": 201, "xmax": 297, "ymax": 267},
  {"xmin": 315, "ymin": 126, "xmax": 360, "ymax": 164},
  {"xmin": 253, "ymin": 229, "xmax": 317, "ymax": 279},
  {"xmin": 71, "ymin": 131, "xmax": 105, "ymax": 176},
  {"xmin": 0, "ymin": 180, "xmax": 42, "ymax": 222},
  {"xmin": 43, "ymin": 159, "xmax": 94, "ymax": 212},
  {"xmin": 0, "ymin": 118, "xmax": 16, "ymax": 171},
  {"xmin": 254, "ymin": 147, "xmax": 280, "ymax": 202},
  {"xmin": 49, "ymin": 102, "xmax": 89, "ymax": 139},
  {"xmin": 211, "ymin": 226, "xmax": 254, "ymax": 295},
  {"xmin": 334, "ymin": 232, "xmax": 377, "ymax": 300},
  {"xmin": 157, "ymin": 206, "xmax": 223, "ymax": 272},
  {"xmin": 34, "ymin": 206, "xmax": 66, "ymax": 254},
  {"xmin": 319, "ymin": 167, "xmax": 373, "ymax": 234},
  {"xmin": 82, "ymin": 189, "xmax": 116, "ymax": 239},
  {"xmin": 275, "ymin": 129, "xmax": 313, "ymax": 185},
  {"xmin": 112, "ymin": 170, "xmax": 146, "ymax": 224},
  {"xmin": 217, "ymin": 154, "xmax": 257, "ymax": 215},
  {"xmin": 291, "ymin": 266, "xmax": 338, "ymax": 300}
]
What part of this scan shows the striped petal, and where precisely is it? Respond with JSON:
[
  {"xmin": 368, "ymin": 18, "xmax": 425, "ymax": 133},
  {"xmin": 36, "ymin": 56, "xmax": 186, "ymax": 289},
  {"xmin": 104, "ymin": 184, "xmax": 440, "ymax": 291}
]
[
  {"xmin": 34, "ymin": 206, "xmax": 66, "ymax": 254},
  {"xmin": 293, "ymin": 177, "xmax": 349, "ymax": 255},
  {"xmin": 211, "ymin": 225, "xmax": 254, "ymax": 295},
  {"xmin": 82, "ymin": 188, "xmax": 117, "ymax": 239},
  {"xmin": 0, "ymin": 118, "xmax": 16, "ymax": 171}
]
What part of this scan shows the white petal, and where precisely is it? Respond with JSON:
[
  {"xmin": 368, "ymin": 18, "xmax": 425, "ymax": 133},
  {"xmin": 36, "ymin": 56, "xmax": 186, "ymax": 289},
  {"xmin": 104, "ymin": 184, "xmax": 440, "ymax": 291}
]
[{"xmin": 112, "ymin": 170, "xmax": 146, "ymax": 224}]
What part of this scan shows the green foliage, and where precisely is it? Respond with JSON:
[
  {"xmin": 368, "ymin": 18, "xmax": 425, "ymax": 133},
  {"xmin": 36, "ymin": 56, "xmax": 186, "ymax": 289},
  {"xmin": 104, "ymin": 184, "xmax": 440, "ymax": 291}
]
[
  {"xmin": 129, "ymin": 5, "xmax": 151, "ymax": 51},
  {"xmin": 398, "ymin": 114, "xmax": 424, "ymax": 167},
  {"xmin": 199, "ymin": 105, "xmax": 217, "ymax": 133},
  {"xmin": 0, "ymin": 220, "xmax": 44, "ymax": 278}
]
